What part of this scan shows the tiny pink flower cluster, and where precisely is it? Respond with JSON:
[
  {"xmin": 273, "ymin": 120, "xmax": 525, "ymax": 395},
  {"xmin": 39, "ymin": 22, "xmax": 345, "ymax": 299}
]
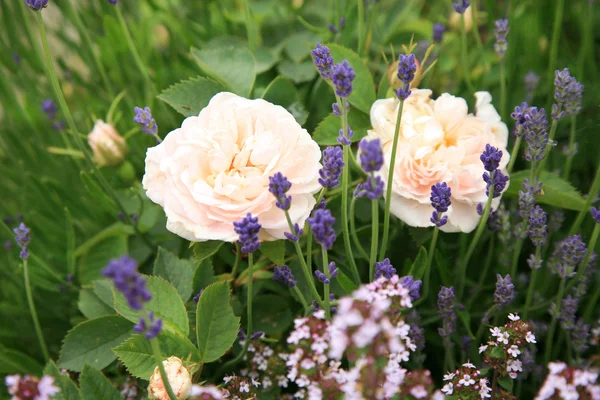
[
  {"xmin": 398, "ymin": 370, "xmax": 445, "ymax": 399},
  {"xmin": 220, "ymin": 374, "xmax": 261, "ymax": 399},
  {"xmin": 239, "ymin": 340, "xmax": 287, "ymax": 392},
  {"xmin": 441, "ymin": 362, "xmax": 492, "ymax": 399},
  {"xmin": 5, "ymin": 375, "xmax": 59, "ymax": 400},
  {"xmin": 479, "ymin": 313, "xmax": 536, "ymax": 379},
  {"xmin": 189, "ymin": 384, "xmax": 225, "ymax": 399},
  {"xmin": 535, "ymin": 362, "xmax": 600, "ymax": 400}
]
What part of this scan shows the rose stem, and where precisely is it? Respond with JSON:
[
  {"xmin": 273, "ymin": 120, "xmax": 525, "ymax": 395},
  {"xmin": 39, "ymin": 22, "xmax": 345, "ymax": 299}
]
[
  {"xmin": 458, "ymin": 185, "xmax": 495, "ymax": 298},
  {"xmin": 350, "ymin": 197, "xmax": 370, "ymax": 260},
  {"xmin": 22, "ymin": 257, "xmax": 49, "ymax": 362},
  {"xmin": 443, "ymin": 337, "xmax": 455, "ymax": 372},
  {"xmin": 544, "ymin": 278, "xmax": 566, "ymax": 363},
  {"xmin": 321, "ymin": 247, "xmax": 332, "ymax": 320},
  {"xmin": 150, "ymin": 337, "xmax": 179, "ymax": 400},
  {"xmin": 284, "ymin": 210, "xmax": 325, "ymax": 310},
  {"xmin": 231, "ymin": 243, "xmax": 242, "ymax": 278},
  {"xmin": 307, "ymin": 189, "xmax": 326, "ymax": 272},
  {"xmin": 369, "ymin": 174, "xmax": 379, "ymax": 281},
  {"xmin": 569, "ymin": 162, "xmax": 600, "ymax": 236},
  {"xmin": 35, "ymin": 12, "xmax": 151, "ymax": 248},
  {"xmin": 561, "ymin": 116, "xmax": 577, "ymax": 179},
  {"xmin": 292, "ymin": 286, "xmax": 309, "ymax": 314},
  {"xmin": 338, "ymin": 97, "xmax": 361, "ymax": 284},
  {"xmin": 460, "ymin": 12, "xmax": 475, "ymax": 94},
  {"xmin": 380, "ymin": 99, "xmax": 405, "ymax": 260}
]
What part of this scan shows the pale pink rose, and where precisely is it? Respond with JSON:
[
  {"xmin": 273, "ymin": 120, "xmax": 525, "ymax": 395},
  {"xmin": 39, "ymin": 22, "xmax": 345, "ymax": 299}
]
[
  {"xmin": 143, "ymin": 92, "xmax": 322, "ymax": 242},
  {"xmin": 148, "ymin": 356, "xmax": 192, "ymax": 400},
  {"xmin": 366, "ymin": 89, "xmax": 509, "ymax": 233},
  {"xmin": 87, "ymin": 120, "xmax": 128, "ymax": 167}
]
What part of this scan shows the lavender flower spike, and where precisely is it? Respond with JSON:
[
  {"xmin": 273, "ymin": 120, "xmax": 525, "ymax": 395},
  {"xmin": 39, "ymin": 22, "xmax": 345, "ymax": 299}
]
[
  {"xmin": 528, "ymin": 205, "xmax": 548, "ymax": 247},
  {"xmin": 42, "ymin": 99, "xmax": 58, "ymax": 120},
  {"xmin": 400, "ymin": 276, "xmax": 422, "ymax": 301},
  {"xmin": 26, "ymin": 0, "xmax": 49, "ymax": 10},
  {"xmin": 493, "ymin": 19, "xmax": 509, "ymax": 56},
  {"xmin": 433, "ymin": 23, "xmax": 445, "ymax": 43},
  {"xmin": 552, "ymin": 68, "xmax": 584, "ymax": 120},
  {"xmin": 133, "ymin": 106, "xmax": 158, "ymax": 136},
  {"xmin": 437, "ymin": 286, "xmax": 456, "ymax": 337},
  {"xmin": 358, "ymin": 138, "xmax": 384, "ymax": 173},
  {"xmin": 13, "ymin": 223, "xmax": 31, "ymax": 260},
  {"xmin": 314, "ymin": 270, "xmax": 330, "ymax": 284},
  {"xmin": 395, "ymin": 53, "xmax": 417, "ymax": 100},
  {"xmin": 273, "ymin": 265, "xmax": 296, "ymax": 287},
  {"xmin": 430, "ymin": 182, "xmax": 452, "ymax": 227},
  {"xmin": 331, "ymin": 60, "xmax": 355, "ymax": 98},
  {"xmin": 354, "ymin": 175, "xmax": 384, "ymax": 200},
  {"xmin": 307, "ymin": 208, "xmax": 336, "ymax": 250},
  {"xmin": 103, "ymin": 255, "xmax": 152, "ymax": 310},
  {"xmin": 591, "ymin": 207, "xmax": 600, "ymax": 224},
  {"xmin": 134, "ymin": 311, "xmax": 163, "ymax": 339},
  {"xmin": 319, "ymin": 146, "xmax": 344, "ymax": 188},
  {"xmin": 374, "ymin": 258, "xmax": 396, "ymax": 280},
  {"xmin": 311, "ymin": 43, "xmax": 334, "ymax": 80},
  {"xmin": 268, "ymin": 172, "xmax": 292, "ymax": 211},
  {"xmin": 453, "ymin": 0, "xmax": 470, "ymax": 13},
  {"xmin": 494, "ymin": 274, "xmax": 515, "ymax": 309},
  {"xmin": 480, "ymin": 144, "xmax": 503, "ymax": 172},
  {"xmin": 233, "ymin": 214, "xmax": 261, "ymax": 253},
  {"xmin": 549, "ymin": 235, "xmax": 587, "ymax": 278}
]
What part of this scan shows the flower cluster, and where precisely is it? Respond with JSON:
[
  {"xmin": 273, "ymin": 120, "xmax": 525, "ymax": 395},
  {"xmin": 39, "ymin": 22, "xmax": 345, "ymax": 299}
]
[
  {"xmin": 535, "ymin": 362, "xmax": 599, "ymax": 400},
  {"xmin": 268, "ymin": 172, "xmax": 292, "ymax": 211},
  {"xmin": 239, "ymin": 340, "xmax": 288, "ymax": 395},
  {"xmin": 189, "ymin": 384, "xmax": 225, "ymax": 400},
  {"xmin": 511, "ymin": 103, "xmax": 549, "ymax": 162},
  {"xmin": 549, "ymin": 235, "xmax": 587, "ymax": 279},
  {"xmin": 273, "ymin": 265, "xmax": 296, "ymax": 287},
  {"xmin": 355, "ymin": 138, "xmax": 385, "ymax": 199},
  {"xmin": 399, "ymin": 370, "xmax": 445, "ymax": 399},
  {"xmin": 441, "ymin": 362, "xmax": 492, "ymax": 399},
  {"xmin": 494, "ymin": 274, "xmax": 516, "ymax": 309},
  {"xmin": 133, "ymin": 106, "xmax": 158, "ymax": 136},
  {"xmin": 433, "ymin": 23, "xmax": 445, "ymax": 43},
  {"xmin": 5, "ymin": 375, "xmax": 59, "ymax": 400},
  {"xmin": 103, "ymin": 255, "xmax": 152, "ymax": 310},
  {"xmin": 430, "ymin": 182, "xmax": 452, "ymax": 227},
  {"xmin": 494, "ymin": 19, "xmax": 509, "ymax": 56},
  {"xmin": 437, "ymin": 286, "xmax": 456, "ymax": 337},
  {"xmin": 311, "ymin": 43, "xmax": 334, "ymax": 80},
  {"xmin": 374, "ymin": 258, "xmax": 396, "ymax": 280},
  {"xmin": 318, "ymin": 146, "xmax": 344, "ymax": 189},
  {"xmin": 233, "ymin": 214, "xmax": 261, "ymax": 253},
  {"xmin": 221, "ymin": 374, "xmax": 261, "ymax": 399},
  {"xmin": 481, "ymin": 144, "xmax": 509, "ymax": 198},
  {"xmin": 453, "ymin": 0, "xmax": 471, "ymax": 14},
  {"xmin": 552, "ymin": 68, "xmax": 584, "ymax": 120},
  {"xmin": 480, "ymin": 313, "xmax": 536, "ymax": 380},
  {"xmin": 395, "ymin": 53, "xmax": 416, "ymax": 100},
  {"xmin": 307, "ymin": 208, "xmax": 336, "ymax": 250},
  {"xmin": 13, "ymin": 222, "xmax": 30, "ymax": 260},
  {"xmin": 134, "ymin": 311, "xmax": 163, "ymax": 340}
]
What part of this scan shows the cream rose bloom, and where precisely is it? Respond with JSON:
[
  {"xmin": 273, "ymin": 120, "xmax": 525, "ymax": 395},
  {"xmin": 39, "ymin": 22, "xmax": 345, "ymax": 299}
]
[
  {"xmin": 366, "ymin": 89, "xmax": 509, "ymax": 233},
  {"xmin": 143, "ymin": 92, "xmax": 322, "ymax": 242},
  {"xmin": 148, "ymin": 356, "xmax": 192, "ymax": 400}
]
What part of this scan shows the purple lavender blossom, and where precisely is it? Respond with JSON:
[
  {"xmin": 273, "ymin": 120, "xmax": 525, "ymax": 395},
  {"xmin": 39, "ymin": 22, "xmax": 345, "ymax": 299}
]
[
  {"xmin": 268, "ymin": 172, "xmax": 292, "ymax": 211},
  {"xmin": 332, "ymin": 102, "xmax": 349, "ymax": 117},
  {"xmin": 430, "ymin": 182, "xmax": 451, "ymax": 227},
  {"xmin": 331, "ymin": 60, "xmax": 355, "ymax": 98},
  {"xmin": 42, "ymin": 99, "xmax": 57, "ymax": 120},
  {"xmin": 319, "ymin": 146, "xmax": 344, "ymax": 188},
  {"xmin": 311, "ymin": 43, "xmax": 334, "ymax": 79},
  {"xmin": 572, "ymin": 318, "xmax": 590, "ymax": 353},
  {"xmin": 523, "ymin": 107, "xmax": 549, "ymax": 162},
  {"xmin": 483, "ymin": 169, "xmax": 509, "ymax": 198},
  {"xmin": 527, "ymin": 253, "xmax": 543, "ymax": 270},
  {"xmin": 433, "ymin": 23, "xmax": 445, "ymax": 43},
  {"xmin": 559, "ymin": 295, "xmax": 579, "ymax": 330},
  {"xmin": 480, "ymin": 144, "xmax": 503, "ymax": 172},
  {"xmin": 552, "ymin": 68, "xmax": 584, "ymax": 120},
  {"xmin": 133, "ymin": 106, "xmax": 158, "ymax": 136},
  {"xmin": 358, "ymin": 138, "xmax": 383, "ymax": 173},
  {"xmin": 193, "ymin": 290, "xmax": 203, "ymax": 303},
  {"xmin": 337, "ymin": 125, "xmax": 354, "ymax": 146},
  {"xmin": 273, "ymin": 265, "xmax": 296, "ymax": 287},
  {"xmin": 437, "ymin": 286, "xmax": 456, "ymax": 337},
  {"xmin": 549, "ymin": 235, "xmax": 587, "ymax": 278},
  {"xmin": 106, "ymin": 0, "xmax": 117, "ymax": 3},
  {"xmin": 103, "ymin": 255, "xmax": 152, "ymax": 310},
  {"xmin": 233, "ymin": 214, "xmax": 261, "ymax": 253},
  {"xmin": 284, "ymin": 223, "xmax": 303, "ymax": 242},
  {"xmin": 314, "ymin": 270, "xmax": 330, "ymax": 284},
  {"xmin": 453, "ymin": 0, "xmax": 470, "ymax": 13},
  {"xmin": 591, "ymin": 207, "xmax": 600, "ymax": 224},
  {"xmin": 354, "ymin": 175, "xmax": 384, "ymax": 200},
  {"xmin": 374, "ymin": 258, "xmax": 396, "ymax": 280},
  {"xmin": 400, "ymin": 276, "xmax": 422, "ymax": 301},
  {"xmin": 13, "ymin": 222, "xmax": 31, "ymax": 260},
  {"xmin": 528, "ymin": 205, "xmax": 548, "ymax": 247},
  {"xmin": 307, "ymin": 208, "xmax": 336, "ymax": 250},
  {"xmin": 518, "ymin": 178, "xmax": 542, "ymax": 219},
  {"xmin": 494, "ymin": 274, "xmax": 515, "ymax": 309},
  {"xmin": 26, "ymin": 0, "xmax": 49, "ymax": 10},
  {"xmin": 494, "ymin": 19, "xmax": 509, "ymax": 55},
  {"xmin": 329, "ymin": 262, "xmax": 339, "ymax": 278},
  {"xmin": 395, "ymin": 54, "xmax": 417, "ymax": 100},
  {"xmin": 407, "ymin": 310, "xmax": 425, "ymax": 352},
  {"xmin": 134, "ymin": 311, "xmax": 163, "ymax": 339}
]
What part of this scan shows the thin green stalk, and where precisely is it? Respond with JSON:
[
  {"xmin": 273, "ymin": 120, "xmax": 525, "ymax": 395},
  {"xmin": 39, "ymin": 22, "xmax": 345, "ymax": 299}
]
[
  {"xmin": 422, "ymin": 227, "xmax": 440, "ymax": 300},
  {"xmin": 569, "ymin": 162, "xmax": 600, "ymax": 236},
  {"xmin": 292, "ymin": 286, "xmax": 309, "ymax": 313},
  {"xmin": 546, "ymin": 0, "xmax": 565, "ymax": 102},
  {"xmin": 443, "ymin": 337, "xmax": 455, "ymax": 371},
  {"xmin": 460, "ymin": 13, "xmax": 475, "ymax": 93},
  {"xmin": 321, "ymin": 247, "xmax": 331, "ymax": 320},
  {"xmin": 459, "ymin": 186, "xmax": 494, "ymax": 298},
  {"xmin": 284, "ymin": 211, "xmax": 325, "ymax": 309},
  {"xmin": 380, "ymin": 99, "xmax": 404, "ymax": 260},
  {"xmin": 241, "ymin": 0, "xmax": 258, "ymax": 51},
  {"xmin": 466, "ymin": 236, "xmax": 494, "ymax": 310},
  {"xmin": 307, "ymin": 189, "xmax": 326, "ymax": 272},
  {"xmin": 562, "ymin": 117, "xmax": 577, "ymax": 179},
  {"xmin": 523, "ymin": 247, "xmax": 541, "ymax": 319},
  {"xmin": 339, "ymin": 98, "xmax": 361, "ymax": 284},
  {"xmin": 491, "ymin": 370, "xmax": 499, "ymax": 400},
  {"xmin": 544, "ymin": 279, "xmax": 566, "ymax": 363},
  {"xmin": 150, "ymin": 338, "xmax": 178, "ymax": 400},
  {"xmin": 350, "ymin": 197, "xmax": 369, "ymax": 260},
  {"xmin": 369, "ymin": 176, "xmax": 379, "ymax": 281},
  {"xmin": 115, "ymin": 6, "xmax": 150, "ymax": 83},
  {"xmin": 470, "ymin": 0, "xmax": 484, "ymax": 53},
  {"xmin": 65, "ymin": 0, "xmax": 114, "ymax": 97},
  {"xmin": 36, "ymin": 12, "xmax": 153, "ymax": 249},
  {"xmin": 506, "ymin": 136, "xmax": 522, "ymax": 174},
  {"xmin": 500, "ymin": 59, "xmax": 507, "ymax": 122},
  {"xmin": 23, "ymin": 258, "xmax": 49, "ymax": 362},
  {"xmin": 509, "ymin": 238, "xmax": 524, "ymax": 279},
  {"xmin": 231, "ymin": 243, "xmax": 242, "ymax": 278},
  {"xmin": 357, "ymin": 0, "xmax": 365, "ymax": 55},
  {"xmin": 17, "ymin": 0, "xmax": 44, "ymax": 71},
  {"xmin": 536, "ymin": 119, "xmax": 558, "ymax": 176},
  {"xmin": 576, "ymin": 1, "xmax": 594, "ymax": 79}
]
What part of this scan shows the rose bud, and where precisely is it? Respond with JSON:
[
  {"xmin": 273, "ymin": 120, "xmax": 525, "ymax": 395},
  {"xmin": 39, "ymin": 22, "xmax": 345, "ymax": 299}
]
[
  {"xmin": 87, "ymin": 120, "xmax": 128, "ymax": 167},
  {"xmin": 449, "ymin": 5, "xmax": 473, "ymax": 31},
  {"xmin": 148, "ymin": 356, "xmax": 192, "ymax": 400}
]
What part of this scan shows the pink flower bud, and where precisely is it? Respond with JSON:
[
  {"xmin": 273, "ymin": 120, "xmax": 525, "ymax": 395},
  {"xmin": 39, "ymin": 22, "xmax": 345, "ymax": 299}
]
[
  {"xmin": 148, "ymin": 356, "xmax": 192, "ymax": 400},
  {"xmin": 87, "ymin": 120, "xmax": 128, "ymax": 167}
]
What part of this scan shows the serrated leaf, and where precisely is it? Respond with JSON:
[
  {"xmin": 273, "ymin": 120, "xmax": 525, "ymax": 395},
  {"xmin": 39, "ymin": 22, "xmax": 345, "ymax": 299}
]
[
  {"xmin": 158, "ymin": 77, "xmax": 227, "ymax": 117},
  {"xmin": 498, "ymin": 376, "xmax": 514, "ymax": 391},
  {"xmin": 153, "ymin": 247, "xmax": 195, "ymax": 302},
  {"xmin": 193, "ymin": 241, "xmax": 224, "ymax": 263},
  {"xmin": 505, "ymin": 170, "xmax": 585, "ymax": 211},
  {"xmin": 0, "ymin": 348, "xmax": 43, "ymax": 375},
  {"xmin": 191, "ymin": 47, "xmax": 256, "ymax": 97},
  {"xmin": 196, "ymin": 282, "xmax": 240, "ymax": 363},
  {"xmin": 78, "ymin": 288, "xmax": 115, "ymax": 319},
  {"xmin": 284, "ymin": 31, "xmax": 321, "ymax": 63},
  {"xmin": 113, "ymin": 331, "xmax": 200, "ymax": 380},
  {"xmin": 259, "ymin": 240, "xmax": 285, "ymax": 266},
  {"xmin": 59, "ymin": 316, "xmax": 133, "ymax": 372},
  {"xmin": 326, "ymin": 44, "xmax": 376, "ymax": 114},
  {"xmin": 312, "ymin": 110, "xmax": 371, "ymax": 145},
  {"xmin": 277, "ymin": 60, "xmax": 317, "ymax": 84},
  {"xmin": 44, "ymin": 361, "xmax": 80, "ymax": 400},
  {"xmin": 490, "ymin": 345, "xmax": 506, "ymax": 358},
  {"xmin": 79, "ymin": 365, "xmax": 121, "ymax": 400},
  {"xmin": 408, "ymin": 247, "xmax": 428, "ymax": 281},
  {"xmin": 78, "ymin": 234, "xmax": 128, "ymax": 285},
  {"xmin": 114, "ymin": 276, "xmax": 189, "ymax": 336},
  {"xmin": 193, "ymin": 259, "xmax": 216, "ymax": 294}
]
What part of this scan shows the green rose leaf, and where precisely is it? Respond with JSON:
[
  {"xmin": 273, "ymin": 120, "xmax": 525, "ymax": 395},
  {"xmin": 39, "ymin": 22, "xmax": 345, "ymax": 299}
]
[
  {"xmin": 78, "ymin": 287, "xmax": 115, "ymax": 320},
  {"xmin": 259, "ymin": 240, "xmax": 286, "ymax": 266},
  {"xmin": 191, "ymin": 47, "xmax": 256, "ymax": 97},
  {"xmin": 312, "ymin": 110, "xmax": 371, "ymax": 145},
  {"xmin": 498, "ymin": 376, "xmax": 514, "ymax": 392},
  {"xmin": 158, "ymin": 77, "xmax": 227, "ymax": 117},
  {"xmin": 43, "ymin": 361, "xmax": 80, "ymax": 400},
  {"xmin": 153, "ymin": 247, "xmax": 195, "ymax": 302},
  {"xmin": 326, "ymin": 44, "xmax": 376, "ymax": 114},
  {"xmin": 408, "ymin": 246, "xmax": 428, "ymax": 281},
  {"xmin": 196, "ymin": 281, "xmax": 241, "ymax": 363},
  {"xmin": 79, "ymin": 365, "xmax": 122, "ymax": 400},
  {"xmin": 193, "ymin": 241, "xmax": 225, "ymax": 263},
  {"xmin": 277, "ymin": 60, "xmax": 318, "ymax": 84},
  {"xmin": 114, "ymin": 276, "xmax": 189, "ymax": 336},
  {"xmin": 58, "ymin": 316, "xmax": 133, "ymax": 372},
  {"xmin": 113, "ymin": 330, "xmax": 201, "ymax": 380}
]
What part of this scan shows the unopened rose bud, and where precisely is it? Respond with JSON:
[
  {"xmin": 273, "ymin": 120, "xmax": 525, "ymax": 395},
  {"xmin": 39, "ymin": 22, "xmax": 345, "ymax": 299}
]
[
  {"xmin": 449, "ymin": 5, "xmax": 473, "ymax": 31},
  {"xmin": 87, "ymin": 120, "xmax": 128, "ymax": 167},
  {"xmin": 148, "ymin": 356, "xmax": 192, "ymax": 400}
]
